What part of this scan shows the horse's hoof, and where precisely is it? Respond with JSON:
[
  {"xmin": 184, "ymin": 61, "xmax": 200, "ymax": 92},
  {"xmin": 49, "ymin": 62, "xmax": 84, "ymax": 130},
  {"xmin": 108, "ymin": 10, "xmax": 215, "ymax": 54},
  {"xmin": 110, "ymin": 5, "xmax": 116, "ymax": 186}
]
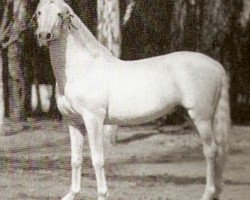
[
  {"xmin": 200, "ymin": 198, "xmax": 219, "ymax": 200},
  {"xmin": 111, "ymin": 140, "xmax": 117, "ymax": 146},
  {"xmin": 61, "ymin": 192, "xmax": 75, "ymax": 200},
  {"xmin": 97, "ymin": 192, "xmax": 109, "ymax": 200},
  {"xmin": 97, "ymin": 196, "xmax": 107, "ymax": 200}
]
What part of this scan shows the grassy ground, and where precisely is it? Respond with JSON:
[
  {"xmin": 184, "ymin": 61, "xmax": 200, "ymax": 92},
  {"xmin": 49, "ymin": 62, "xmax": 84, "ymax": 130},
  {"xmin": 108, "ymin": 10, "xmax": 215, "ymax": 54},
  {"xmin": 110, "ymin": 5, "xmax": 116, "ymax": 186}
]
[{"xmin": 0, "ymin": 120, "xmax": 250, "ymax": 200}]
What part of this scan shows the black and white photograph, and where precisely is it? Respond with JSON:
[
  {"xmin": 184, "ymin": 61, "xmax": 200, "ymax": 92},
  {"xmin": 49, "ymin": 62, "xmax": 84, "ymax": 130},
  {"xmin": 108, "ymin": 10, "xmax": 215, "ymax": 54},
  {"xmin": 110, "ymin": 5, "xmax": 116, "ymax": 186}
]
[{"xmin": 0, "ymin": 0, "xmax": 250, "ymax": 199}]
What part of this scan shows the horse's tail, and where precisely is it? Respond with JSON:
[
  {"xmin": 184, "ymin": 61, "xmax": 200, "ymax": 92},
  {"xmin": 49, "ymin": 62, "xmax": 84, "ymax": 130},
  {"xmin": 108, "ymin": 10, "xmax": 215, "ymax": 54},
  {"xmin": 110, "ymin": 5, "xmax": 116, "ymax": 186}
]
[{"xmin": 213, "ymin": 68, "xmax": 231, "ymax": 152}]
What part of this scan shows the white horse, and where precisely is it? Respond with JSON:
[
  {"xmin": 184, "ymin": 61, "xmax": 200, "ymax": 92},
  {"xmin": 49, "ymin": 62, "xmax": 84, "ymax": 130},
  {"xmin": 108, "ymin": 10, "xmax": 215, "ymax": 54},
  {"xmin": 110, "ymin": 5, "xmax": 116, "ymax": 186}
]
[{"xmin": 35, "ymin": 1, "xmax": 230, "ymax": 200}]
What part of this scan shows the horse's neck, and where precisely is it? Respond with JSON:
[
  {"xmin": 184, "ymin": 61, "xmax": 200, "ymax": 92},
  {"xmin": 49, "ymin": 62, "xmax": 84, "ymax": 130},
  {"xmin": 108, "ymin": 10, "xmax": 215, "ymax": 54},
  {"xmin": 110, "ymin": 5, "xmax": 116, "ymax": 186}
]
[
  {"xmin": 49, "ymin": 31, "xmax": 69, "ymax": 95},
  {"xmin": 49, "ymin": 31, "xmax": 88, "ymax": 95},
  {"xmin": 48, "ymin": 28, "xmax": 108, "ymax": 95},
  {"xmin": 69, "ymin": 10, "xmax": 115, "ymax": 60}
]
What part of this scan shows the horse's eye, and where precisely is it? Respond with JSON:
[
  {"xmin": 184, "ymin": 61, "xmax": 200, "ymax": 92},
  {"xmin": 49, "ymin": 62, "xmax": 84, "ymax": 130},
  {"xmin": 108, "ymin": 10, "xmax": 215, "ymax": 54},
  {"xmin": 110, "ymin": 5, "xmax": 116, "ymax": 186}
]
[
  {"xmin": 58, "ymin": 13, "xmax": 62, "ymax": 17},
  {"xmin": 37, "ymin": 11, "xmax": 41, "ymax": 15}
]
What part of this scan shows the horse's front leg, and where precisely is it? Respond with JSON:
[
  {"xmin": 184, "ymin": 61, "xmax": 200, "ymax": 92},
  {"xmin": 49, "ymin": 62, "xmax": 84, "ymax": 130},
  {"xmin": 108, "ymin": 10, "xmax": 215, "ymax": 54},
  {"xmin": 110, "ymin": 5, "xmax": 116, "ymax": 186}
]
[
  {"xmin": 62, "ymin": 124, "xmax": 84, "ymax": 200},
  {"xmin": 82, "ymin": 109, "xmax": 108, "ymax": 200}
]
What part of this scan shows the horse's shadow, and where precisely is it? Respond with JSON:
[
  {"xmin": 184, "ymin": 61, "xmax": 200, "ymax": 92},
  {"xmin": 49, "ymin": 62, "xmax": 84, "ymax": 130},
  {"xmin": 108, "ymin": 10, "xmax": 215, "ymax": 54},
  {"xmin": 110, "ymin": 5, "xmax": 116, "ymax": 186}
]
[
  {"xmin": 116, "ymin": 131, "xmax": 157, "ymax": 144},
  {"xmin": 115, "ymin": 125, "xmax": 193, "ymax": 144}
]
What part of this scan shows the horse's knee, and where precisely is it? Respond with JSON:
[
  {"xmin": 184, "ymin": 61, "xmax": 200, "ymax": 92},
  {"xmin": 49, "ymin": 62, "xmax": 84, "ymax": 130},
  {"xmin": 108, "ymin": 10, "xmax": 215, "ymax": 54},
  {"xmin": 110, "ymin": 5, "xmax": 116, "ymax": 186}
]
[
  {"xmin": 203, "ymin": 144, "xmax": 217, "ymax": 160},
  {"xmin": 72, "ymin": 162, "xmax": 82, "ymax": 169},
  {"xmin": 92, "ymin": 155, "xmax": 104, "ymax": 170},
  {"xmin": 200, "ymin": 133, "xmax": 217, "ymax": 159},
  {"xmin": 71, "ymin": 157, "xmax": 82, "ymax": 168},
  {"xmin": 71, "ymin": 185, "xmax": 81, "ymax": 194},
  {"xmin": 215, "ymin": 136, "xmax": 228, "ymax": 157},
  {"xmin": 201, "ymin": 135, "xmax": 217, "ymax": 160},
  {"xmin": 194, "ymin": 120, "xmax": 217, "ymax": 159}
]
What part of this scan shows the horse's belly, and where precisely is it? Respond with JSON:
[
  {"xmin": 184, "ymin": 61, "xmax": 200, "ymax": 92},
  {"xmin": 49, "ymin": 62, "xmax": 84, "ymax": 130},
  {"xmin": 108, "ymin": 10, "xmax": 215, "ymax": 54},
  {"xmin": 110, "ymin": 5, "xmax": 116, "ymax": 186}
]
[
  {"xmin": 108, "ymin": 102, "xmax": 177, "ymax": 125},
  {"xmin": 107, "ymin": 90, "xmax": 180, "ymax": 125}
]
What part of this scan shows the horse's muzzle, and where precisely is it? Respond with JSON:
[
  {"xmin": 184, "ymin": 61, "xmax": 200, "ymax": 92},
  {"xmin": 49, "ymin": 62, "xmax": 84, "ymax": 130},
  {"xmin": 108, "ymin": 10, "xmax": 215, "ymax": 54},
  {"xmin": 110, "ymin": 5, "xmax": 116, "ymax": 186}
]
[{"xmin": 37, "ymin": 31, "xmax": 53, "ymax": 46}]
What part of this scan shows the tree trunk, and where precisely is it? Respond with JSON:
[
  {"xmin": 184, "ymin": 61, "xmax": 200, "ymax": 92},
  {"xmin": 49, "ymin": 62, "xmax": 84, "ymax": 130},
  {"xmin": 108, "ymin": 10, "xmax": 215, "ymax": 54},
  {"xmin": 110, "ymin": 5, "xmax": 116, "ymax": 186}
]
[
  {"xmin": 0, "ymin": 49, "xmax": 4, "ymax": 136},
  {"xmin": 97, "ymin": 0, "xmax": 121, "ymax": 57},
  {"xmin": 6, "ymin": 0, "xmax": 28, "ymax": 121},
  {"xmin": 7, "ymin": 41, "xmax": 26, "ymax": 121},
  {"xmin": 0, "ymin": 0, "xmax": 12, "ymax": 135}
]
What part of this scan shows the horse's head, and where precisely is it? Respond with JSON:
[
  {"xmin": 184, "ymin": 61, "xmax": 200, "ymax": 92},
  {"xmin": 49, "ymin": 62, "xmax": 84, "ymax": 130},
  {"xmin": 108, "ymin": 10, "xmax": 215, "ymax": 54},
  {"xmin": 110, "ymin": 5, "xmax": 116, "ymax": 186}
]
[{"xmin": 35, "ymin": 0, "xmax": 74, "ymax": 46}]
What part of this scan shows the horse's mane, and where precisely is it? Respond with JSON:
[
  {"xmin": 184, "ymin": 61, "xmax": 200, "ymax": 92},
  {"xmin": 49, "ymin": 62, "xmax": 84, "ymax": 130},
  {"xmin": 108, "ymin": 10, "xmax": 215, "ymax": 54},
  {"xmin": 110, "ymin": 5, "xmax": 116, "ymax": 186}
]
[{"xmin": 64, "ymin": 3, "xmax": 115, "ymax": 59}]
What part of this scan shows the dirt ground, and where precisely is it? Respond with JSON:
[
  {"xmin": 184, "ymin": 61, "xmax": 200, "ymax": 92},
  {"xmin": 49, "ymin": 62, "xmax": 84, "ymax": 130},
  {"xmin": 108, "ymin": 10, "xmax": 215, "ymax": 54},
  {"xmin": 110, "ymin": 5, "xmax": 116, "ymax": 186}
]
[{"xmin": 0, "ymin": 120, "xmax": 250, "ymax": 200}]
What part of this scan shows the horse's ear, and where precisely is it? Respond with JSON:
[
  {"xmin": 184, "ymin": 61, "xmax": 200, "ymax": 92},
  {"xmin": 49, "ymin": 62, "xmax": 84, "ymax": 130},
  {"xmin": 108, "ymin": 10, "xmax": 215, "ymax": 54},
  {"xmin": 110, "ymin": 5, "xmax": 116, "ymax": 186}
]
[
  {"xmin": 60, "ymin": 4, "xmax": 77, "ymax": 30},
  {"xmin": 59, "ymin": 4, "xmax": 71, "ymax": 20}
]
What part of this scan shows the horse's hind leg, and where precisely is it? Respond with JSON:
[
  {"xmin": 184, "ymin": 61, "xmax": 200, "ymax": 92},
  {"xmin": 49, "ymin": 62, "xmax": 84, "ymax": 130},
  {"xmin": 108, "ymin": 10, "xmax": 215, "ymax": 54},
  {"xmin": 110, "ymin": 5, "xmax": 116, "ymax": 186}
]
[
  {"xmin": 62, "ymin": 124, "xmax": 84, "ymax": 200},
  {"xmin": 196, "ymin": 120, "xmax": 218, "ymax": 200},
  {"xmin": 82, "ymin": 110, "xmax": 108, "ymax": 200},
  {"xmin": 188, "ymin": 110, "xmax": 218, "ymax": 200},
  {"xmin": 213, "ymin": 132, "xmax": 228, "ymax": 199}
]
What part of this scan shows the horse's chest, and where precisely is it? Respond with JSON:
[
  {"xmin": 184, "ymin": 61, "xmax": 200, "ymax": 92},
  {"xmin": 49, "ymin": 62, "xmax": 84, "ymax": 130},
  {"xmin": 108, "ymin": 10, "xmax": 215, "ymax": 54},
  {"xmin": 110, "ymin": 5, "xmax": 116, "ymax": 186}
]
[
  {"xmin": 56, "ymin": 94, "xmax": 77, "ymax": 117},
  {"xmin": 62, "ymin": 78, "xmax": 108, "ymax": 115}
]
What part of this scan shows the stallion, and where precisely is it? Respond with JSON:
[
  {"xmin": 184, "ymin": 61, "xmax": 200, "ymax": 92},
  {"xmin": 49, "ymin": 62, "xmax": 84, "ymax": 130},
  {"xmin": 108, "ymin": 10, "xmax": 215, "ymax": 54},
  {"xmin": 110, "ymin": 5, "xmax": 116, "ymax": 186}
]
[{"xmin": 35, "ymin": 1, "xmax": 230, "ymax": 200}]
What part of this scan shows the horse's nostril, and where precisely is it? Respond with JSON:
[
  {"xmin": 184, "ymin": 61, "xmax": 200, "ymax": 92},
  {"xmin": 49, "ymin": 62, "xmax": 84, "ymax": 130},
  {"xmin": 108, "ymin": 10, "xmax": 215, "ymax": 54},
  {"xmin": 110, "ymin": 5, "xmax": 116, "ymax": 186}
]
[
  {"xmin": 38, "ymin": 33, "xmax": 42, "ymax": 39},
  {"xmin": 46, "ymin": 33, "xmax": 52, "ymax": 40}
]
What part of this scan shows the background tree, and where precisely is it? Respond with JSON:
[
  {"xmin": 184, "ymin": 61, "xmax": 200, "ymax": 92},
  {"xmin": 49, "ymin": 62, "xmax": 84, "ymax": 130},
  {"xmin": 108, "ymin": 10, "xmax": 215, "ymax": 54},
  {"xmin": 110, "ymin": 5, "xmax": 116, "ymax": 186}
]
[
  {"xmin": 7, "ymin": 0, "xmax": 29, "ymax": 123},
  {"xmin": 0, "ymin": 0, "xmax": 28, "ymax": 134},
  {"xmin": 97, "ymin": 0, "xmax": 122, "ymax": 57},
  {"xmin": 0, "ymin": 0, "xmax": 10, "ymax": 135},
  {"xmin": 0, "ymin": 47, "xmax": 4, "ymax": 135}
]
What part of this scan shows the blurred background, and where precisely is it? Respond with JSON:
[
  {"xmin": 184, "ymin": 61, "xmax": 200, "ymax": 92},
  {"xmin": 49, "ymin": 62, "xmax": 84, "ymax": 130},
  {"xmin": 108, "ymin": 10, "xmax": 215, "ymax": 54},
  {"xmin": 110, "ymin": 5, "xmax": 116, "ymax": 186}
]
[
  {"xmin": 0, "ymin": 0, "xmax": 250, "ymax": 136},
  {"xmin": 0, "ymin": 1, "xmax": 250, "ymax": 199}
]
